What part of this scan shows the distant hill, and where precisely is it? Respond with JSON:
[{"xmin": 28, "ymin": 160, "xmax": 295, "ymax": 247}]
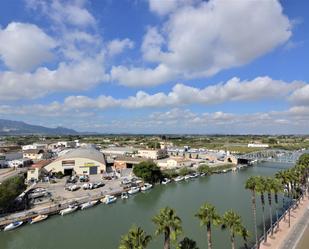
[{"xmin": 0, "ymin": 119, "xmax": 78, "ymax": 135}]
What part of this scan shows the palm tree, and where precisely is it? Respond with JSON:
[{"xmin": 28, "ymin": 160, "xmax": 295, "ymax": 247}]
[
  {"xmin": 270, "ymin": 178, "xmax": 283, "ymax": 230},
  {"xmin": 239, "ymin": 225, "xmax": 250, "ymax": 249},
  {"xmin": 221, "ymin": 210, "xmax": 242, "ymax": 249},
  {"xmin": 195, "ymin": 203, "xmax": 221, "ymax": 249},
  {"xmin": 119, "ymin": 225, "xmax": 152, "ymax": 249},
  {"xmin": 255, "ymin": 176, "xmax": 267, "ymax": 242},
  {"xmin": 265, "ymin": 177, "xmax": 274, "ymax": 236},
  {"xmin": 152, "ymin": 207, "xmax": 182, "ymax": 249},
  {"xmin": 178, "ymin": 237, "xmax": 199, "ymax": 249},
  {"xmin": 245, "ymin": 176, "xmax": 259, "ymax": 247}
]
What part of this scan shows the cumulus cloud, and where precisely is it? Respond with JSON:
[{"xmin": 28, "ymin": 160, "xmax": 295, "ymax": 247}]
[
  {"xmin": 288, "ymin": 84, "xmax": 309, "ymax": 106},
  {"xmin": 0, "ymin": 55, "xmax": 108, "ymax": 100},
  {"xmin": 116, "ymin": 0, "xmax": 292, "ymax": 87},
  {"xmin": 111, "ymin": 64, "xmax": 175, "ymax": 87},
  {"xmin": 0, "ymin": 22, "xmax": 57, "ymax": 71},
  {"xmin": 26, "ymin": 0, "xmax": 96, "ymax": 28},
  {"xmin": 148, "ymin": 0, "xmax": 199, "ymax": 16},
  {"xmin": 107, "ymin": 38, "xmax": 134, "ymax": 57}
]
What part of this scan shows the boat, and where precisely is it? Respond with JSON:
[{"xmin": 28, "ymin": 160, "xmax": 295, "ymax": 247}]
[
  {"xmin": 30, "ymin": 214, "xmax": 48, "ymax": 224},
  {"xmin": 200, "ymin": 173, "xmax": 206, "ymax": 177},
  {"xmin": 189, "ymin": 173, "xmax": 199, "ymax": 178},
  {"xmin": 80, "ymin": 200, "xmax": 98, "ymax": 210},
  {"xmin": 3, "ymin": 221, "xmax": 23, "ymax": 231},
  {"xmin": 121, "ymin": 192, "xmax": 129, "ymax": 199},
  {"xmin": 161, "ymin": 178, "xmax": 171, "ymax": 184},
  {"xmin": 128, "ymin": 186, "xmax": 140, "ymax": 195},
  {"xmin": 141, "ymin": 183, "xmax": 152, "ymax": 191},
  {"xmin": 184, "ymin": 175, "xmax": 191, "ymax": 180},
  {"xmin": 59, "ymin": 205, "xmax": 78, "ymax": 215},
  {"xmin": 174, "ymin": 176, "xmax": 184, "ymax": 182},
  {"xmin": 101, "ymin": 195, "xmax": 117, "ymax": 204}
]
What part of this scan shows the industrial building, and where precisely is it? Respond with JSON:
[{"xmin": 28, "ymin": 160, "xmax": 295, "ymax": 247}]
[{"xmin": 45, "ymin": 148, "xmax": 106, "ymax": 176}]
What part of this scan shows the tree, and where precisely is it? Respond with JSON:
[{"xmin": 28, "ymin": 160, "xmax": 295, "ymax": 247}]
[
  {"xmin": 195, "ymin": 203, "xmax": 221, "ymax": 249},
  {"xmin": 197, "ymin": 164, "xmax": 211, "ymax": 175},
  {"xmin": 178, "ymin": 167, "xmax": 193, "ymax": 176},
  {"xmin": 255, "ymin": 176, "xmax": 267, "ymax": 242},
  {"xmin": 245, "ymin": 176, "xmax": 259, "ymax": 247},
  {"xmin": 265, "ymin": 177, "xmax": 274, "ymax": 236},
  {"xmin": 133, "ymin": 161, "xmax": 162, "ymax": 183},
  {"xmin": 270, "ymin": 178, "xmax": 283, "ymax": 230},
  {"xmin": 0, "ymin": 175, "xmax": 26, "ymax": 213},
  {"xmin": 178, "ymin": 237, "xmax": 199, "ymax": 249},
  {"xmin": 221, "ymin": 210, "xmax": 243, "ymax": 249},
  {"xmin": 119, "ymin": 225, "xmax": 152, "ymax": 249},
  {"xmin": 239, "ymin": 226, "xmax": 250, "ymax": 249},
  {"xmin": 152, "ymin": 207, "xmax": 182, "ymax": 249}
]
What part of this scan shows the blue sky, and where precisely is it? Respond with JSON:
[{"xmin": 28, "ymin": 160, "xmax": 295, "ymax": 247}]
[{"xmin": 0, "ymin": 0, "xmax": 308, "ymax": 134}]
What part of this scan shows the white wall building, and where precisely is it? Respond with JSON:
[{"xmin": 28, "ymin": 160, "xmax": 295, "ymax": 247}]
[
  {"xmin": 138, "ymin": 149, "xmax": 167, "ymax": 160},
  {"xmin": 248, "ymin": 143, "xmax": 269, "ymax": 148}
]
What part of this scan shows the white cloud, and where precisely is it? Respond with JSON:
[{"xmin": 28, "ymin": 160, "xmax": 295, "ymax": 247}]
[
  {"xmin": 4, "ymin": 76, "xmax": 301, "ymax": 108},
  {"xmin": 148, "ymin": 0, "xmax": 199, "ymax": 16},
  {"xmin": 26, "ymin": 0, "xmax": 96, "ymax": 28},
  {"xmin": 0, "ymin": 55, "xmax": 108, "ymax": 100},
  {"xmin": 107, "ymin": 38, "xmax": 134, "ymax": 57},
  {"xmin": 116, "ymin": 0, "xmax": 292, "ymax": 87},
  {"xmin": 111, "ymin": 64, "xmax": 175, "ymax": 87},
  {"xmin": 288, "ymin": 84, "xmax": 309, "ymax": 106},
  {"xmin": 0, "ymin": 22, "xmax": 57, "ymax": 72}
]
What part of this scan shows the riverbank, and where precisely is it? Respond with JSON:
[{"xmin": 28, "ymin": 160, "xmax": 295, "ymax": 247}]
[{"xmin": 259, "ymin": 197, "xmax": 309, "ymax": 249}]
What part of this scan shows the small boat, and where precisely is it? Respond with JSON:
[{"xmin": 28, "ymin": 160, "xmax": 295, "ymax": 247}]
[
  {"xmin": 184, "ymin": 175, "xmax": 191, "ymax": 180},
  {"xmin": 30, "ymin": 214, "xmax": 48, "ymax": 224},
  {"xmin": 141, "ymin": 183, "xmax": 152, "ymax": 191},
  {"xmin": 59, "ymin": 205, "xmax": 78, "ymax": 215},
  {"xmin": 101, "ymin": 195, "xmax": 117, "ymax": 204},
  {"xmin": 128, "ymin": 186, "xmax": 140, "ymax": 195},
  {"xmin": 121, "ymin": 192, "xmax": 129, "ymax": 199},
  {"xmin": 174, "ymin": 176, "xmax": 184, "ymax": 182},
  {"xmin": 200, "ymin": 173, "xmax": 206, "ymax": 177},
  {"xmin": 80, "ymin": 200, "xmax": 98, "ymax": 210},
  {"xmin": 3, "ymin": 221, "xmax": 23, "ymax": 231},
  {"xmin": 190, "ymin": 173, "xmax": 199, "ymax": 178},
  {"xmin": 161, "ymin": 178, "xmax": 171, "ymax": 184}
]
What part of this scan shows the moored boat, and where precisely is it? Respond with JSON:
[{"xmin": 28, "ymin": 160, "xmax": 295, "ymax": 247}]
[
  {"xmin": 174, "ymin": 176, "xmax": 184, "ymax": 182},
  {"xmin": 101, "ymin": 195, "xmax": 117, "ymax": 204},
  {"xmin": 59, "ymin": 205, "xmax": 78, "ymax": 215},
  {"xmin": 121, "ymin": 192, "xmax": 129, "ymax": 199},
  {"xmin": 30, "ymin": 214, "xmax": 48, "ymax": 224},
  {"xmin": 161, "ymin": 178, "xmax": 171, "ymax": 184},
  {"xmin": 184, "ymin": 175, "xmax": 191, "ymax": 180},
  {"xmin": 141, "ymin": 183, "xmax": 152, "ymax": 191},
  {"xmin": 128, "ymin": 186, "xmax": 140, "ymax": 195},
  {"xmin": 3, "ymin": 221, "xmax": 23, "ymax": 231},
  {"xmin": 80, "ymin": 200, "xmax": 98, "ymax": 210}
]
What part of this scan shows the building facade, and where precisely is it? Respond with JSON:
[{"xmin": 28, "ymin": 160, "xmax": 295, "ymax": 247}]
[{"xmin": 44, "ymin": 148, "xmax": 106, "ymax": 176}]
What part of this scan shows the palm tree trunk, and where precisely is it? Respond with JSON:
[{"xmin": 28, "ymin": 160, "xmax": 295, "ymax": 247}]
[
  {"xmin": 275, "ymin": 192, "xmax": 279, "ymax": 230},
  {"xmin": 231, "ymin": 233, "xmax": 235, "ymax": 249},
  {"xmin": 251, "ymin": 191, "xmax": 259, "ymax": 248},
  {"xmin": 261, "ymin": 194, "xmax": 267, "ymax": 243},
  {"xmin": 164, "ymin": 230, "xmax": 170, "ymax": 249},
  {"xmin": 207, "ymin": 223, "xmax": 212, "ymax": 249},
  {"xmin": 268, "ymin": 192, "xmax": 274, "ymax": 236}
]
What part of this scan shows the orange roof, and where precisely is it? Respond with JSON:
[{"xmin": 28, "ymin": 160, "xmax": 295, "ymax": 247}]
[{"xmin": 30, "ymin": 160, "xmax": 53, "ymax": 169}]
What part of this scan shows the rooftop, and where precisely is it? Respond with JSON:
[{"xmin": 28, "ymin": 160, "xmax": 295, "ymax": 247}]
[{"xmin": 55, "ymin": 148, "xmax": 106, "ymax": 164}]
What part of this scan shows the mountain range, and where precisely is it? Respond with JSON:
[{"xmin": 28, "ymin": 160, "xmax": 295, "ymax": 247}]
[{"xmin": 0, "ymin": 119, "xmax": 78, "ymax": 135}]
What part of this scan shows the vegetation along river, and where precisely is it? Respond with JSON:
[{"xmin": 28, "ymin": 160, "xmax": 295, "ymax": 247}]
[{"xmin": 0, "ymin": 162, "xmax": 293, "ymax": 249}]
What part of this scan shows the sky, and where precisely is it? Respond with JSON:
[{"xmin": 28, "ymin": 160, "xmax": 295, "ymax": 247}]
[{"xmin": 0, "ymin": 0, "xmax": 308, "ymax": 134}]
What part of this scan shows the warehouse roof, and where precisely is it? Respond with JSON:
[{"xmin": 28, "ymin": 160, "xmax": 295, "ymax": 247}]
[{"xmin": 55, "ymin": 148, "xmax": 106, "ymax": 164}]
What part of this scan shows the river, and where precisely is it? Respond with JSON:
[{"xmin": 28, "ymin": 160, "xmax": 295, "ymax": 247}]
[{"xmin": 0, "ymin": 162, "xmax": 293, "ymax": 249}]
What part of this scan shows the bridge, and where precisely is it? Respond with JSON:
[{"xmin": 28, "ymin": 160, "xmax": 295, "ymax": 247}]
[{"xmin": 237, "ymin": 149, "xmax": 308, "ymax": 164}]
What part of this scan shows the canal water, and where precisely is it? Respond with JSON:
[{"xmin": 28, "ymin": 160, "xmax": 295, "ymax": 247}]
[{"xmin": 0, "ymin": 162, "xmax": 292, "ymax": 249}]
